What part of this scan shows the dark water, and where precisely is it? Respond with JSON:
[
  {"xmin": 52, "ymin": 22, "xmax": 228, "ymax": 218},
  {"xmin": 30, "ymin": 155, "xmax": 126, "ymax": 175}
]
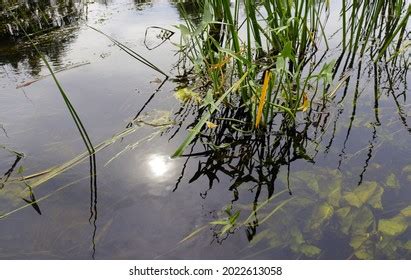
[{"xmin": 0, "ymin": 0, "xmax": 410, "ymax": 259}]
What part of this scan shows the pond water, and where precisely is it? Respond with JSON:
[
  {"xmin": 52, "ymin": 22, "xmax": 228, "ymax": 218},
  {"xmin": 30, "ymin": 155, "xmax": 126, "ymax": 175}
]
[{"xmin": 0, "ymin": 0, "xmax": 410, "ymax": 259}]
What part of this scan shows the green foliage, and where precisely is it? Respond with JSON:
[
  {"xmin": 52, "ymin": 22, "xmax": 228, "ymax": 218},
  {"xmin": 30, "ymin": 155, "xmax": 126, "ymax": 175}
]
[{"xmin": 172, "ymin": 0, "xmax": 410, "ymax": 156}]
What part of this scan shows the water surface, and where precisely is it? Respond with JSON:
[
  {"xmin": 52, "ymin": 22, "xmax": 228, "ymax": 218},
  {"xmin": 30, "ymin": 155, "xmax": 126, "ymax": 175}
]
[{"xmin": 0, "ymin": 0, "xmax": 410, "ymax": 259}]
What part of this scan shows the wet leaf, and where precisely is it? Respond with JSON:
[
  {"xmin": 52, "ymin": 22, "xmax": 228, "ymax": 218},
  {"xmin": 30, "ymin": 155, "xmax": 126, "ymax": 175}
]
[
  {"xmin": 376, "ymin": 237, "xmax": 398, "ymax": 259},
  {"xmin": 297, "ymin": 93, "xmax": 309, "ymax": 112},
  {"xmin": 336, "ymin": 207, "xmax": 353, "ymax": 235},
  {"xmin": 378, "ymin": 217, "xmax": 408, "ymax": 236},
  {"xmin": 255, "ymin": 71, "xmax": 271, "ymax": 128},
  {"xmin": 249, "ymin": 229, "xmax": 271, "ymax": 246},
  {"xmin": 221, "ymin": 224, "xmax": 234, "ymax": 235},
  {"xmin": 354, "ymin": 247, "xmax": 373, "ymax": 259},
  {"xmin": 355, "ymin": 181, "xmax": 379, "ymax": 205},
  {"xmin": 179, "ymin": 225, "xmax": 208, "ymax": 243},
  {"xmin": 336, "ymin": 207, "xmax": 351, "ymax": 219},
  {"xmin": 351, "ymin": 207, "xmax": 374, "ymax": 235},
  {"xmin": 206, "ymin": 121, "xmax": 218, "ymax": 129},
  {"xmin": 268, "ymin": 231, "xmax": 287, "ymax": 248},
  {"xmin": 210, "ymin": 220, "xmax": 229, "ymax": 225},
  {"xmin": 150, "ymin": 77, "xmax": 162, "ymax": 84},
  {"xmin": 402, "ymin": 165, "xmax": 411, "ymax": 174},
  {"xmin": 174, "ymin": 88, "xmax": 201, "ymax": 103},
  {"xmin": 308, "ymin": 202, "xmax": 334, "ymax": 230},
  {"xmin": 293, "ymin": 171, "xmax": 319, "ymax": 193},
  {"xmin": 385, "ymin": 173, "xmax": 399, "ymax": 188},
  {"xmin": 343, "ymin": 182, "xmax": 383, "ymax": 209},
  {"xmin": 327, "ymin": 185, "xmax": 342, "ymax": 207},
  {"xmin": 299, "ymin": 244, "xmax": 321, "ymax": 257},
  {"xmin": 290, "ymin": 227, "xmax": 305, "ymax": 246},
  {"xmin": 343, "ymin": 192, "xmax": 362, "ymax": 208},
  {"xmin": 350, "ymin": 234, "xmax": 369, "ymax": 250},
  {"xmin": 402, "ymin": 241, "xmax": 411, "ymax": 250},
  {"xmin": 17, "ymin": 166, "xmax": 24, "ymax": 175},
  {"xmin": 367, "ymin": 186, "xmax": 384, "ymax": 210},
  {"xmin": 400, "ymin": 206, "xmax": 411, "ymax": 217}
]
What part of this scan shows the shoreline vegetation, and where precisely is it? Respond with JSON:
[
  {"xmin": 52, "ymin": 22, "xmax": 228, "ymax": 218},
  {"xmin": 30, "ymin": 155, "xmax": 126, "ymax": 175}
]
[{"xmin": 0, "ymin": 0, "xmax": 410, "ymax": 259}]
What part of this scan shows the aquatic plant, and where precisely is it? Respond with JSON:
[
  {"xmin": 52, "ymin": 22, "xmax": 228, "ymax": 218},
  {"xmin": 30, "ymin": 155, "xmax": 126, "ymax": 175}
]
[
  {"xmin": 172, "ymin": 0, "xmax": 410, "ymax": 157},
  {"xmin": 182, "ymin": 167, "xmax": 411, "ymax": 259}
]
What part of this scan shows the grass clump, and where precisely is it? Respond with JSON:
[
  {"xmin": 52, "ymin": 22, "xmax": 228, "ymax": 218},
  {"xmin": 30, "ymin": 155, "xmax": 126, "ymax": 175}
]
[{"xmin": 172, "ymin": 0, "xmax": 410, "ymax": 157}]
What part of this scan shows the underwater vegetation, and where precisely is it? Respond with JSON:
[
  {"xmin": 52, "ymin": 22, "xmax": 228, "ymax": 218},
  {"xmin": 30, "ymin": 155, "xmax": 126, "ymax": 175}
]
[{"xmin": 169, "ymin": 0, "xmax": 411, "ymax": 259}]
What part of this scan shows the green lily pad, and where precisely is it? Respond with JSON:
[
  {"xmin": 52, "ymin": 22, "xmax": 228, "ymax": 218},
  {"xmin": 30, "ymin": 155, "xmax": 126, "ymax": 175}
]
[{"xmin": 378, "ymin": 216, "xmax": 408, "ymax": 236}]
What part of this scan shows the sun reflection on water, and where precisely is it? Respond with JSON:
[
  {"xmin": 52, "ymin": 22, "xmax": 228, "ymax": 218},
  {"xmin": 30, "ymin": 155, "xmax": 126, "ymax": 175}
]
[{"xmin": 147, "ymin": 154, "xmax": 173, "ymax": 178}]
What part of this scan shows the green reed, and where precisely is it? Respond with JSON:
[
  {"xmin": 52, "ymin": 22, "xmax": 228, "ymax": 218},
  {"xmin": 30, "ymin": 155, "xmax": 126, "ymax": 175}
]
[{"xmin": 172, "ymin": 0, "xmax": 409, "ymax": 157}]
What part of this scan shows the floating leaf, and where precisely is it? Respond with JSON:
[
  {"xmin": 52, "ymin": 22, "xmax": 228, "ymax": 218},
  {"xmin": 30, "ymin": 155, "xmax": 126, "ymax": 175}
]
[
  {"xmin": 174, "ymin": 88, "xmax": 201, "ymax": 103},
  {"xmin": 385, "ymin": 173, "xmax": 399, "ymax": 188},
  {"xmin": 378, "ymin": 217, "xmax": 408, "ymax": 236},
  {"xmin": 206, "ymin": 121, "xmax": 218, "ymax": 129}
]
